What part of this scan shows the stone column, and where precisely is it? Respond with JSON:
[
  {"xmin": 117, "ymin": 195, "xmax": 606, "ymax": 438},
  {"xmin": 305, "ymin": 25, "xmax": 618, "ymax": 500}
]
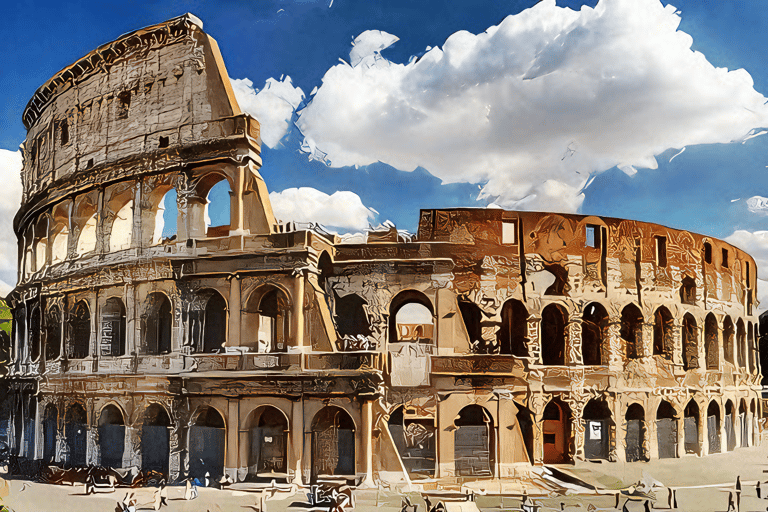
[
  {"xmin": 526, "ymin": 316, "xmax": 541, "ymax": 363},
  {"xmin": 238, "ymin": 428, "xmax": 249, "ymax": 482},
  {"xmin": 95, "ymin": 187, "xmax": 106, "ymax": 254},
  {"xmin": 566, "ymin": 316, "xmax": 582, "ymax": 365},
  {"xmin": 169, "ymin": 426, "xmax": 182, "ymax": 483},
  {"xmin": 87, "ymin": 426, "xmax": 99, "ymax": 466},
  {"xmin": 230, "ymin": 165, "xmax": 245, "ymax": 234},
  {"xmin": 670, "ymin": 323, "xmax": 683, "ymax": 367},
  {"xmin": 606, "ymin": 318, "xmax": 623, "ymax": 370},
  {"xmin": 123, "ymin": 426, "xmax": 140, "ymax": 468},
  {"xmin": 228, "ymin": 276, "xmax": 241, "ymax": 347},
  {"xmin": 131, "ymin": 179, "xmax": 143, "ymax": 249},
  {"xmin": 612, "ymin": 399, "xmax": 625, "ymax": 462},
  {"xmin": 125, "ymin": 284, "xmax": 137, "ymax": 356},
  {"xmin": 293, "ymin": 274, "xmax": 305, "ymax": 349},
  {"xmin": 290, "ymin": 400, "xmax": 304, "ymax": 485},
  {"xmin": 361, "ymin": 399, "xmax": 374, "ymax": 487},
  {"xmin": 640, "ymin": 323, "xmax": 654, "ymax": 358},
  {"xmin": 676, "ymin": 416, "xmax": 685, "ymax": 458},
  {"xmin": 225, "ymin": 399, "xmax": 239, "ymax": 480}
]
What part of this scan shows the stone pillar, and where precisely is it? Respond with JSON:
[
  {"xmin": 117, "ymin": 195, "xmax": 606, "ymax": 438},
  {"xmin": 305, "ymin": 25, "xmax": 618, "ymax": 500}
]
[
  {"xmin": 670, "ymin": 323, "xmax": 683, "ymax": 367},
  {"xmin": 33, "ymin": 399, "xmax": 43, "ymax": 460},
  {"xmin": 676, "ymin": 416, "xmax": 685, "ymax": 458},
  {"xmin": 169, "ymin": 426, "xmax": 182, "ymax": 483},
  {"xmin": 572, "ymin": 401, "xmax": 585, "ymax": 461},
  {"xmin": 526, "ymin": 316, "xmax": 541, "ymax": 363},
  {"xmin": 238, "ymin": 427, "xmax": 249, "ymax": 482},
  {"xmin": 613, "ymin": 399, "xmax": 625, "ymax": 462},
  {"xmin": 123, "ymin": 426, "xmax": 140, "ymax": 468},
  {"xmin": 131, "ymin": 179, "xmax": 143, "ymax": 249},
  {"xmin": 56, "ymin": 431, "xmax": 67, "ymax": 464},
  {"xmin": 293, "ymin": 274, "xmax": 305, "ymax": 349},
  {"xmin": 361, "ymin": 399, "xmax": 374, "ymax": 487},
  {"xmin": 566, "ymin": 316, "xmax": 582, "ymax": 365},
  {"xmin": 125, "ymin": 284, "xmax": 137, "ymax": 356},
  {"xmin": 290, "ymin": 400, "xmax": 304, "ymax": 485},
  {"xmin": 230, "ymin": 165, "xmax": 245, "ymax": 234},
  {"xmin": 228, "ymin": 276, "xmax": 241, "ymax": 347},
  {"xmin": 640, "ymin": 323, "xmax": 654, "ymax": 358},
  {"xmin": 606, "ymin": 319, "xmax": 623, "ymax": 370},
  {"xmin": 87, "ymin": 426, "xmax": 99, "ymax": 466},
  {"xmin": 225, "ymin": 399, "xmax": 239, "ymax": 480},
  {"xmin": 95, "ymin": 187, "xmax": 106, "ymax": 254}
]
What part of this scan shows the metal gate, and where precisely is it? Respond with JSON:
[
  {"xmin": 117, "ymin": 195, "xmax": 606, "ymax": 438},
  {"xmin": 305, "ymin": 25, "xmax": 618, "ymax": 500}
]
[
  {"xmin": 684, "ymin": 417, "xmax": 698, "ymax": 454},
  {"xmin": 98, "ymin": 424, "xmax": 124, "ymax": 468},
  {"xmin": 250, "ymin": 427, "xmax": 287, "ymax": 474},
  {"xmin": 142, "ymin": 425, "xmax": 170, "ymax": 475},
  {"xmin": 454, "ymin": 425, "xmax": 491, "ymax": 477},
  {"xmin": 707, "ymin": 415, "xmax": 720, "ymax": 453},
  {"xmin": 584, "ymin": 419, "xmax": 609, "ymax": 460},
  {"xmin": 725, "ymin": 414, "xmax": 735, "ymax": 451},
  {"xmin": 656, "ymin": 418, "xmax": 677, "ymax": 459},
  {"xmin": 189, "ymin": 426, "xmax": 225, "ymax": 479},
  {"xmin": 626, "ymin": 419, "xmax": 644, "ymax": 462}
]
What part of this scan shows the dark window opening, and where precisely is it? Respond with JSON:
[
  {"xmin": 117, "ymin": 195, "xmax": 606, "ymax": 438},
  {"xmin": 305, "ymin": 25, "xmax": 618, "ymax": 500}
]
[
  {"xmin": 656, "ymin": 236, "xmax": 667, "ymax": 268},
  {"xmin": 582, "ymin": 303, "xmax": 608, "ymax": 365},
  {"xmin": 67, "ymin": 301, "xmax": 90, "ymax": 359},
  {"xmin": 159, "ymin": 136, "xmax": 169, "ymax": 148},
  {"xmin": 29, "ymin": 307, "xmax": 41, "ymax": 362},
  {"xmin": 45, "ymin": 307, "xmax": 62, "ymax": 361},
  {"xmin": 653, "ymin": 307, "xmax": 673, "ymax": 359},
  {"xmin": 258, "ymin": 289, "xmax": 289, "ymax": 352},
  {"xmin": 142, "ymin": 293, "xmax": 172, "ymax": 355},
  {"xmin": 621, "ymin": 304, "xmax": 643, "ymax": 360},
  {"xmin": 585, "ymin": 224, "xmax": 600, "ymax": 248},
  {"xmin": 703, "ymin": 242, "xmax": 712, "ymax": 264},
  {"xmin": 460, "ymin": 300, "xmax": 486, "ymax": 353},
  {"xmin": 722, "ymin": 248, "xmax": 729, "ymax": 268},
  {"xmin": 683, "ymin": 314, "xmax": 699, "ymax": 370},
  {"xmin": 59, "ymin": 119, "xmax": 69, "ymax": 146},
  {"xmin": 723, "ymin": 316, "xmax": 735, "ymax": 364},
  {"xmin": 202, "ymin": 292, "xmax": 227, "ymax": 353},
  {"xmin": 704, "ymin": 313, "xmax": 719, "ymax": 370},
  {"xmin": 497, "ymin": 299, "xmax": 528, "ymax": 357},
  {"xmin": 117, "ymin": 91, "xmax": 131, "ymax": 119},
  {"xmin": 101, "ymin": 298, "xmax": 126, "ymax": 357},
  {"xmin": 86, "ymin": 158, "xmax": 93, "ymax": 169},
  {"xmin": 541, "ymin": 304, "xmax": 567, "ymax": 365},
  {"xmin": 680, "ymin": 276, "xmax": 696, "ymax": 305},
  {"xmin": 544, "ymin": 264, "xmax": 569, "ymax": 296}
]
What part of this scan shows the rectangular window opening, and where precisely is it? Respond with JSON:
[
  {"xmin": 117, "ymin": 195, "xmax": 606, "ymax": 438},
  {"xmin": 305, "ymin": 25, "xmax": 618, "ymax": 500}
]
[
  {"xmin": 704, "ymin": 242, "xmax": 712, "ymax": 264},
  {"xmin": 117, "ymin": 90, "xmax": 131, "ymax": 119},
  {"xmin": 722, "ymin": 248, "xmax": 729, "ymax": 268},
  {"xmin": 159, "ymin": 136, "xmax": 169, "ymax": 148},
  {"xmin": 501, "ymin": 220, "xmax": 517, "ymax": 245},
  {"xmin": 59, "ymin": 119, "xmax": 69, "ymax": 146},
  {"xmin": 585, "ymin": 224, "xmax": 601, "ymax": 248},
  {"xmin": 656, "ymin": 236, "xmax": 667, "ymax": 268}
]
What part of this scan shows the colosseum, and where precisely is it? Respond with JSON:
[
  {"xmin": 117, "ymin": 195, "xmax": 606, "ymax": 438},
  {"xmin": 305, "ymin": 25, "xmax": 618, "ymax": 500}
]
[{"xmin": 0, "ymin": 14, "xmax": 762, "ymax": 487}]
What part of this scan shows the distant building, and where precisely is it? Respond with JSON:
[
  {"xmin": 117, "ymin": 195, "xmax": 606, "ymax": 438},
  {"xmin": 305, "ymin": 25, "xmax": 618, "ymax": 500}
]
[{"xmin": 2, "ymin": 15, "xmax": 762, "ymax": 485}]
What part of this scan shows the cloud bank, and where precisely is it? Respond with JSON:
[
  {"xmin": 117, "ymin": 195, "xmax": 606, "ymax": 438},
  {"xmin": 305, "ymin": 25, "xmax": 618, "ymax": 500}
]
[
  {"xmin": 0, "ymin": 150, "xmax": 22, "ymax": 294},
  {"xmin": 725, "ymin": 230, "xmax": 768, "ymax": 309},
  {"xmin": 296, "ymin": 0, "xmax": 768, "ymax": 211},
  {"xmin": 269, "ymin": 187, "xmax": 376, "ymax": 231},
  {"xmin": 231, "ymin": 76, "xmax": 305, "ymax": 148}
]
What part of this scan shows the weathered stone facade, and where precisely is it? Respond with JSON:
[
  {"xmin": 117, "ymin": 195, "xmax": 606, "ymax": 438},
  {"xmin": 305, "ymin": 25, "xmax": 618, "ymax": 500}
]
[{"xmin": 2, "ymin": 14, "xmax": 762, "ymax": 487}]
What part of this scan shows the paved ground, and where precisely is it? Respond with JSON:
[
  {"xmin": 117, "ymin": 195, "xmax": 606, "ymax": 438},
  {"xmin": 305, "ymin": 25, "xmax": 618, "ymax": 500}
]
[{"xmin": 4, "ymin": 442, "xmax": 768, "ymax": 512}]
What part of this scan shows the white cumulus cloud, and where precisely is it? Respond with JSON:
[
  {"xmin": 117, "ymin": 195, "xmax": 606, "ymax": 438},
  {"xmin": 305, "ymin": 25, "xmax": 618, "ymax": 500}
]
[
  {"xmin": 724, "ymin": 230, "xmax": 768, "ymax": 311},
  {"xmin": 349, "ymin": 30, "xmax": 399, "ymax": 67},
  {"xmin": 231, "ymin": 76, "xmax": 305, "ymax": 148},
  {"xmin": 296, "ymin": 0, "xmax": 768, "ymax": 211},
  {"xmin": 0, "ymin": 149, "xmax": 22, "ymax": 293},
  {"xmin": 746, "ymin": 196, "xmax": 768, "ymax": 215},
  {"xmin": 269, "ymin": 187, "xmax": 376, "ymax": 231}
]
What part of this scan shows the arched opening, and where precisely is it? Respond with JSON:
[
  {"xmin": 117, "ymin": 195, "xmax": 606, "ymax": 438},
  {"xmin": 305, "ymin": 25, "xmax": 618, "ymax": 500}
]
[
  {"xmin": 152, "ymin": 189, "xmax": 178, "ymax": 245},
  {"xmin": 739, "ymin": 400, "xmax": 748, "ymax": 448},
  {"xmin": 683, "ymin": 400, "xmax": 700, "ymax": 455},
  {"xmin": 142, "ymin": 404, "xmax": 171, "ymax": 476},
  {"xmin": 317, "ymin": 252, "xmax": 333, "ymax": 292},
  {"xmin": 515, "ymin": 404, "xmax": 535, "ymax": 465},
  {"xmin": 625, "ymin": 404, "xmax": 646, "ymax": 462},
  {"xmin": 29, "ymin": 306, "xmax": 41, "ymax": 362},
  {"xmin": 246, "ymin": 406, "xmax": 289, "ymax": 477},
  {"xmin": 189, "ymin": 407, "xmax": 225, "ymax": 479},
  {"xmin": 34, "ymin": 216, "xmax": 49, "ymax": 271},
  {"xmin": 497, "ymin": 299, "xmax": 528, "ymax": 357},
  {"xmin": 389, "ymin": 291, "xmax": 434, "ymax": 345},
  {"xmin": 541, "ymin": 304, "xmax": 567, "ymax": 365},
  {"xmin": 311, "ymin": 406, "xmax": 355, "ymax": 480},
  {"xmin": 65, "ymin": 403, "xmax": 87, "ymax": 467},
  {"xmin": 333, "ymin": 292, "xmax": 371, "ymax": 350},
  {"xmin": 582, "ymin": 303, "xmax": 608, "ymax": 365},
  {"xmin": 142, "ymin": 293, "xmax": 172, "ymax": 355},
  {"xmin": 205, "ymin": 179, "xmax": 232, "ymax": 237},
  {"xmin": 656, "ymin": 401, "xmax": 678, "ymax": 459},
  {"xmin": 621, "ymin": 304, "xmax": 644, "ymax": 360},
  {"xmin": 67, "ymin": 301, "xmax": 90, "ymax": 359},
  {"xmin": 459, "ymin": 300, "xmax": 485, "ymax": 352},
  {"xmin": 737, "ymin": 319, "xmax": 746, "ymax": 369},
  {"xmin": 723, "ymin": 316, "xmax": 735, "ymax": 364},
  {"xmin": 98, "ymin": 405, "xmax": 125, "ymax": 468},
  {"xmin": 704, "ymin": 313, "xmax": 719, "ymax": 370},
  {"xmin": 388, "ymin": 405, "xmax": 436, "ymax": 478},
  {"xmin": 682, "ymin": 314, "xmax": 699, "ymax": 370},
  {"xmin": 454, "ymin": 405, "xmax": 494, "ymax": 477},
  {"xmin": 680, "ymin": 276, "xmax": 696, "ymax": 305},
  {"xmin": 707, "ymin": 401, "xmax": 721, "ymax": 454},
  {"xmin": 45, "ymin": 306, "xmax": 62, "ymax": 361},
  {"xmin": 50, "ymin": 207, "xmax": 69, "ymax": 264},
  {"xmin": 583, "ymin": 399, "xmax": 612, "ymax": 460},
  {"xmin": 43, "ymin": 404, "xmax": 58, "ymax": 463},
  {"xmin": 109, "ymin": 200, "xmax": 133, "ymax": 252},
  {"xmin": 724, "ymin": 400, "xmax": 735, "ymax": 451},
  {"xmin": 653, "ymin": 307, "xmax": 674, "ymax": 359},
  {"xmin": 543, "ymin": 398, "xmax": 571, "ymax": 464},
  {"xmin": 76, "ymin": 213, "xmax": 97, "ymax": 256},
  {"xmin": 202, "ymin": 291, "xmax": 227, "ymax": 353},
  {"xmin": 243, "ymin": 287, "xmax": 289, "ymax": 353},
  {"xmin": 101, "ymin": 298, "xmax": 126, "ymax": 357}
]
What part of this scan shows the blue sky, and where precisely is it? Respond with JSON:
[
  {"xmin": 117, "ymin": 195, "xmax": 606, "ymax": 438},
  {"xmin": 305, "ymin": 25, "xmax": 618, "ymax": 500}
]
[{"xmin": 2, "ymin": 0, "xmax": 768, "ymax": 299}]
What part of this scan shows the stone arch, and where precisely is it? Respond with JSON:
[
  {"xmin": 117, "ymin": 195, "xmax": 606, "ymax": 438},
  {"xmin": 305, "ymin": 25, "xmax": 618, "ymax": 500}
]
[
  {"xmin": 542, "ymin": 398, "xmax": 572, "ymax": 463},
  {"xmin": 683, "ymin": 399, "xmax": 700, "ymax": 455},
  {"xmin": 311, "ymin": 406, "xmax": 356, "ymax": 480},
  {"xmin": 739, "ymin": 399, "xmax": 749, "ymax": 448},
  {"xmin": 106, "ymin": 186, "xmax": 134, "ymax": 252},
  {"xmin": 245, "ymin": 405, "xmax": 290, "ymax": 476},
  {"xmin": 66, "ymin": 300, "xmax": 90, "ymax": 359},
  {"xmin": 707, "ymin": 400, "xmax": 721, "ymax": 454},
  {"xmin": 656, "ymin": 400, "xmax": 678, "ymax": 459},
  {"xmin": 45, "ymin": 305, "xmax": 62, "ymax": 361},
  {"xmin": 704, "ymin": 313, "xmax": 719, "ymax": 370},
  {"xmin": 98, "ymin": 404, "xmax": 125, "ymax": 468},
  {"xmin": 388, "ymin": 405, "xmax": 436, "ymax": 477},
  {"xmin": 541, "ymin": 304, "xmax": 567, "ymax": 365},
  {"xmin": 152, "ymin": 187, "xmax": 179, "ymax": 245},
  {"xmin": 141, "ymin": 292, "xmax": 172, "ymax": 355},
  {"xmin": 497, "ymin": 299, "xmax": 528, "ymax": 357},
  {"xmin": 50, "ymin": 202, "xmax": 69, "ymax": 263},
  {"xmin": 583, "ymin": 399, "xmax": 612, "ymax": 460},
  {"xmin": 724, "ymin": 400, "xmax": 736, "ymax": 451},
  {"xmin": 389, "ymin": 290, "xmax": 434, "ymax": 345},
  {"xmin": 101, "ymin": 297, "xmax": 126, "ymax": 357},
  {"xmin": 582, "ymin": 302, "xmax": 608, "ymax": 365},
  {"xmin": 680, "ymin": 275, "xmax": 696, "ymax": 305},
  {"xmin": 723, "ymin": 316, "xmax": 735, "ymax": 364},
  {"xmin": 653, "ymin": 306, "xmax": 674, "ymax": 359},
  {"xmin": 454, "ymin": 404, "xmax": 495, "ymax": 477},
  {"xmin": 42, "ymin": 404, "xmax": 58, "ymax": 463},
  {"xmin": 514, "ymin": 403, "xmax": 535, "ymax": 465},
  {"xmin": 187, "ymin": 171, "xmax": 234, "ymax": 238},
  {"xmin": 202, "ymin": 290, "xmax": 227, "ymax": 353},
  {"xmin": 625, "ymin": 403, "xmax": 646, "ymax": 462},
  {"xmin": 189, "ymin": 406, "xmax": 226, "ymax": 479},
  {"xmin": 736, "ymin": 319, "xmax": 746, "ymax": 369},
  {"xmin": 73, "ymin": 193, "xmax": 98, "ymax": 257},
  {"xmin": 682, "ymin": 313, "xmax": 699, "ymax": 370},
  {"xmin": 459, "ymin": 299, "xmax": 485, "ymax": 352},
  {"xmin": 621, "ymin": 304, "xmax": 644, "ymax": 360},
  {"xmin": 33, "ymin": 213, "xmax": 50, "ymax": 271},
  {"xmin": 243, "ymin": 285, "xmax": 291, "ymax": 353}
]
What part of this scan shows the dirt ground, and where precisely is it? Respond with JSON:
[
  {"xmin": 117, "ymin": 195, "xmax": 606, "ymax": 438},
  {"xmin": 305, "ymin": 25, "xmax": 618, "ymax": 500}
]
[{"xmin": 4, "ymin": 442, "xmax": 768, "ymax": 512}]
